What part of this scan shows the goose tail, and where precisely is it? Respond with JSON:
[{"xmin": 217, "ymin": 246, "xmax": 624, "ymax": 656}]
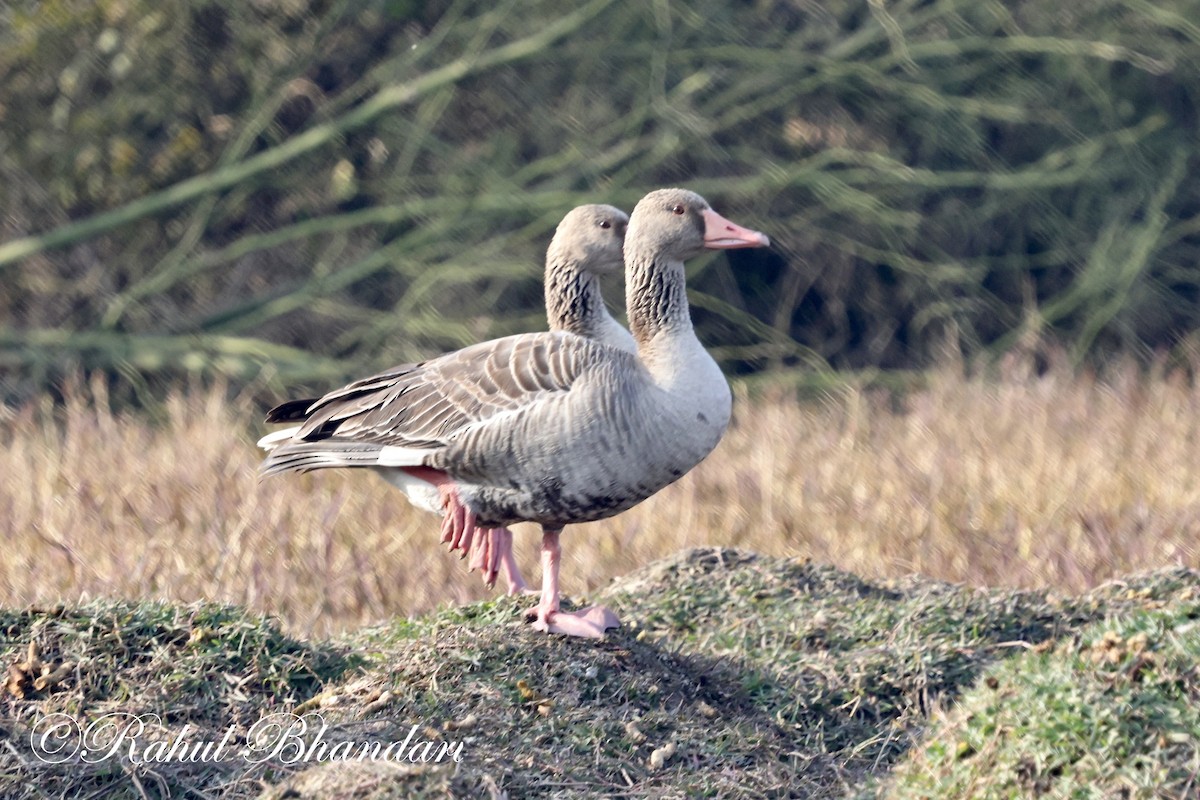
[{"xmin": 259, "ymin": 440, "xmax": 433, "ymax": 478}]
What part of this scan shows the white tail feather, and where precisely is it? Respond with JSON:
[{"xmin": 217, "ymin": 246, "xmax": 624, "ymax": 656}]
[
  {"xmin": 257, "ymin": 427, "xmax": 301, "ymax": 450},
  {"xmin": 376, "ymin": 445, "xmax": 434, "ymax": 467}
]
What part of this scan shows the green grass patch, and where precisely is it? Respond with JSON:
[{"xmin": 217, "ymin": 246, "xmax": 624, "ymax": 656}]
[
  {"xmin": 887, "ymin": 600, "xmax": 1200, "ymax": 798},
  {"xmin": 2, "ymin": 552, "xmax": 1198, "ymax": 798},
  {"xmin": 0, "ymin": 600, "xmax": 355, "ymax": 798}
]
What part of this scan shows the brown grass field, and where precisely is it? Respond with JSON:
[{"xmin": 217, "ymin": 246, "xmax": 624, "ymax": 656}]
[{"xmin": 3, "ymin": 355, "xmax": 1199, "ymax": 638}]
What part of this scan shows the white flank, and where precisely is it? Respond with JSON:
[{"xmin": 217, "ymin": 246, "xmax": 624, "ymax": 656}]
[{"xmin": 376, "ymin": 468, "xmax": 443, "ymax": 514}]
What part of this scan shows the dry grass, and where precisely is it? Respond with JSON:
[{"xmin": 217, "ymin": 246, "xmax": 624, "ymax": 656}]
[{"xmin": 3, "ymin": 357, "xmax": 1200, "ymax": 637}]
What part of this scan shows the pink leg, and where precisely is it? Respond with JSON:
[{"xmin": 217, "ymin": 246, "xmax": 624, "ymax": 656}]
[
  {"xmin": 436, "ymin": 483, "xmax": 477, "ymax": 557},
  {"xmin": 524, "ymin": 528, "xmax": 619, "ymax": 639},
  {"xmin": 467, "ymin": 527, "xmax": 530, "ymax": 595},
  {"xmin": 398, "ymin": 468, "xmax": 530, "ymax": 594},
  {"xmin": 468, "ymin": 527, "xmax": 492, "ymax": 575},
  {"xmin": 494, "ymin": 529, "xmax": 530, "ymax": 596}
]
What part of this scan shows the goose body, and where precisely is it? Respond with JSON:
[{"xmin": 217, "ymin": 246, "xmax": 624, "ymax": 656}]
[
  {"xmin": 260, "ymin": 189, "xmax": 769, "ymax": 637},
  {"xmin": 280, "ymin": 333, "xmax": 725, "ymax": 528},
  {"xmin": 260, "ymin": 204, "xmax": 631, "ymax": 591}
]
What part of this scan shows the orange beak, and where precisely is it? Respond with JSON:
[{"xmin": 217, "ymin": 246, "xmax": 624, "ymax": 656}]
[{"xmin": 701, "ymin": 208, "xmax": 770, "ymax": 249}]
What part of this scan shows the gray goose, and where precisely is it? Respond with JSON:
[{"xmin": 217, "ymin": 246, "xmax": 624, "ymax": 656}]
[
  {"xmin": 457, "ymin": 203, "xmax": 636, "ymax": 589},
  {"xmin": 259, "ymin": 188, "xmax": 768, "ymax": 638},
  {"xmin": 259, "ymin": 204, "xmax": 632, "ymax": 595}
]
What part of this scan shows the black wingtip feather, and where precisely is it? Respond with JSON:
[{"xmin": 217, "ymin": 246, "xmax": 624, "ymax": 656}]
[{"xmin": 265, "ymin": 398, "xmax": 319, "ymax": 424}]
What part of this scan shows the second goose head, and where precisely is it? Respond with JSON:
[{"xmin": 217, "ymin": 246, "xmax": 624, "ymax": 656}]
[
  {"xmin": 544, "ymin": 204, "xmax": 633, "ymax": 350},
  {"xmin": 546, "ymin": 204, "xmax": 628, "ymax": 275}
]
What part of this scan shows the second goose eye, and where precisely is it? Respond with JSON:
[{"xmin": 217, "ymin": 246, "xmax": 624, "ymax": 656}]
[
  {"xmin": 671, "ymin": 204, "xmax": 685, "ymax": 215},
  {"xmin": 599, "ymin": 220, "xmax": 612, "ymax": 229}
]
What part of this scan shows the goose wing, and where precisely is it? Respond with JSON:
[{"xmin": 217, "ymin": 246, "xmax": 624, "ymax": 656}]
[{"xmin": 284, "ymin": 331, "xmax": 595, "ymax": 450}]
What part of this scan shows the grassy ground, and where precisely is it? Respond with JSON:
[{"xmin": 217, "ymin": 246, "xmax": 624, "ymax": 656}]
[
  {"xmin": 1, "ymin": 549, "xmax": 1197, "ymax": 798},
  {"xmin": 2, "ymin": 358, "xmax": 1199, "ymax": 637}
]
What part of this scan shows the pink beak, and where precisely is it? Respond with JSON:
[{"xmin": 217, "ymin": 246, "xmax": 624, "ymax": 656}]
[{"xmin": 702, "ymin": 208, "xmax": 770, "ymax": 250}]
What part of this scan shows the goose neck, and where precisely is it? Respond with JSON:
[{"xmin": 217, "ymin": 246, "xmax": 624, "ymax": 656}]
[
  {"xmin": 545, "ymin": 258, "xmax": 604, "ymax": 339},
  {"xmin": 626, "ymin": 255, "xmax": 692, "ymax": 347}
]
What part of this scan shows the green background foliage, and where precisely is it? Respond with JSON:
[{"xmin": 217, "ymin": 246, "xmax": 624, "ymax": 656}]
[{"xmin": 2, "ymin": 0, "xmax": 1199, "ymax": 399}]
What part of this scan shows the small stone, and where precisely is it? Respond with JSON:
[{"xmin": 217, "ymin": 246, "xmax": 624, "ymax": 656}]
[{"xmin": 649, "ymin": 742, "xmax": 676, "ymax": 770}]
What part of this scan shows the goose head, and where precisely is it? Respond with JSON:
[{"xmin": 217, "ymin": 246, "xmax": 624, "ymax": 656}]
[
  {"xmin": 627, "ymin": 188, "xmax": 770, "ymax": 263},
  {"xmin": 548, "ymin": 204, "xmax": 629, "ymax": 274}
]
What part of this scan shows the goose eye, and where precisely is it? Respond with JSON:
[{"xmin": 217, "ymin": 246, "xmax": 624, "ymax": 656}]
[
  {"xmin": 671, "ymin": 204, "xmax": 685, "ymax": 215},
  {"xmin": 599, "ymin": 220, "xmax": 612, "ymax": 229}
]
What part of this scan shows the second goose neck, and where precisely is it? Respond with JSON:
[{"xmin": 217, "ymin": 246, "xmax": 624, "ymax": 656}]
[{"xmin": 545, "ymin": 258, "xmax": 605, "ymax": 339}]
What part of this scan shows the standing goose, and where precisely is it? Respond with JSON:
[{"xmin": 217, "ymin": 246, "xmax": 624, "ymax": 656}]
[
  {"xmin": 259, "ymin": 188, "xmax": 768, "ymax": 638},
  {"xmin": 259, "ymin": 204, "xmax": 633, "ymax": 595},
  {"xmin": 459, "ymin": 204, "xmax": 636, "ymax": 588}
]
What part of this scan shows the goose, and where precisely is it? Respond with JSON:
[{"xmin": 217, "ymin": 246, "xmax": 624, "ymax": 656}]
[
  {"xmin": 456, "ymin": 204, "xmax": 637, "ymax": 588},
  {"xmin": 258, "ymin": 204, "xmax": 633, "ymax": 595},
  {"xmin": 258, "ymin": 188, "xmax": 769, "ymax": 638}
]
